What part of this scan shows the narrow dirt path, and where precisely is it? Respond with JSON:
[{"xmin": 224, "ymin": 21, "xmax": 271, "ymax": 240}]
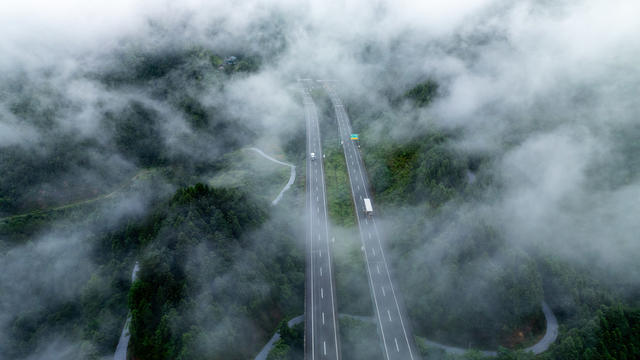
[{"xmin": 0, "ymin": 169, "xmax": 153, "ymax": 224}]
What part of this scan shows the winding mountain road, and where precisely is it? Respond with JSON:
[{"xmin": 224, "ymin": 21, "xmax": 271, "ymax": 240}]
[
  {"xmin": 246, "ymin": 147, "xmax": 296, "ymax": 205},
  {"xmin": 257, "ymin": 302, "xmax": 557, "ymax": 359},
  {"xmin": 418, "ymin": 301, "xmax": 558, "ymax": 356},
  {"xmin": 113, "ymin": 262, "xmax": 139, "ymax": 360},
  {"xmin": 255, "ymin": 315, "xmax": 305, "ymax": 360}
]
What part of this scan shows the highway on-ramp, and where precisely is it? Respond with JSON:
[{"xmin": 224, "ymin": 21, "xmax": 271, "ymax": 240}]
[
  {"xmin": 301, "ymin": 80, "xmax": 342, "ymax": 360},
  {"xmin": 323, "ymin": 82, "xmax": 418, "ymax": 360}
]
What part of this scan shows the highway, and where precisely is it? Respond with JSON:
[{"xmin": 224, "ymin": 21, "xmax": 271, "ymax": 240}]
[
  {"xmin": 301, "ymin": 80, "xmax": 341, "ymax": 360},
  {"xmin": 323, "ymin": 82, "xmax": 418, "ymax": 360}
]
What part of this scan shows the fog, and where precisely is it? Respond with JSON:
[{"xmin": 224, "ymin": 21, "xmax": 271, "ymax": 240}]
[
  {"xmin": 0, "ymin": 185, "xmax": 164, "ymax": 359},
  {"xmin": 1, "ymin": 0, "xmax": 639, "ymax": 358}
]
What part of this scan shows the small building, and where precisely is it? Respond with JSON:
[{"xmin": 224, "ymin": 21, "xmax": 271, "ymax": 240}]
[{"xmin": 224, "ymin": 56, "xmax": 237, "ymax": 65}]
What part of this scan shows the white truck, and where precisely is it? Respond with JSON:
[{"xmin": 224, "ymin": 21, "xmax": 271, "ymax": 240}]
[{"xmin": 363, "ymin": 198, "xmax": 373, "ymax": 217}]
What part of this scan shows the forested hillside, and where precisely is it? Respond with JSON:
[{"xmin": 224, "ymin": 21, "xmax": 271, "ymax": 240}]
[
  {"xmin": 0, "ymin": 46, "xmax": 257, "ymax": 218},
  {"xmin": 348, "ymin": 81, "xmax": 640, "ymax": 356},
  {"xmin": 0, "ymin": 37, "xmax": 303, "ymax": 359},
  {"xmin": 2, "ymin": 2, "xmax": 640, "ymax": 360},
  {"xmin": 128, "ymin": 184, "xmax": 304, "ymax": 359},
  {"xmin": 0, "ymin": 179, "xmax": 304, "ymax": 360}
]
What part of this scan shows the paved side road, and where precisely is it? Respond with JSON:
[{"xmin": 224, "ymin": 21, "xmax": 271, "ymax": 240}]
[
  {"xmin": 254, "ymin": 315, "xmax": 305, "ymax": 360},
  {"xmin": 525, "ymin": 301, "xmax": 558, "ymax": 354},
  {"xmin": 246, "ymin": 147, "xmax": 296, "ymax": 205},
  {"xmin": 418, "ymin": 301, "xmax": 558, "ymax": 356},
  {"xmin": 256, "ymin": 303, "xmax": 557, "ymax": 360},
  {"xmin": 254, "ymin": 314, "xmax": 371, "ymax": 360},
  {"xmin": 113, "ymin": 262, "xmax": 139, "ymax": 360}
]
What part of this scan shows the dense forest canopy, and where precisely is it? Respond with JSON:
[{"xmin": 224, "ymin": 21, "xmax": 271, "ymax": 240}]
[
  {"xmin": 128, "ymin": 184, "xmax": 303, "ymax": 359},
  {"xmin": 1, "ymin": 1, "xmax": 640, "ymax": 359}
]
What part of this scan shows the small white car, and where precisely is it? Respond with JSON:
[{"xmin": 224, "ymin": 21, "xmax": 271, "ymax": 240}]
[{"xmin": 310, "ymin": 152, "xmax": 316, "ymax": 161}]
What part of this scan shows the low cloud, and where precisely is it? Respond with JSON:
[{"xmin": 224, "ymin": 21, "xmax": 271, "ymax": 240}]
[{"xmin": 1, "ymin": 0, "xmax": 639, "ymax": 357}]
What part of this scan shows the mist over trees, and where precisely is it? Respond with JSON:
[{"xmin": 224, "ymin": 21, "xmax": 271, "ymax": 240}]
[
  {"xmin": 1, "ymin": 0, "xmax": 640, "ymax": 359},
  {"xmin": 128, "ymin": 184, "xmax": 303, "ymax": 359}
]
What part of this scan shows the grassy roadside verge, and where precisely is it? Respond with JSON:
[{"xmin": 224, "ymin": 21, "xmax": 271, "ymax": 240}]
[
  {"xmin": 339, "ymin": 317, "xmax": 383, "ymax": 360},
  {"xmin": 317, "ymin": 94, "xmax": 373, "ymax": 316},
  {"xmin": 323, "ymin": 147, "xmax": 356, "ymax": 227},
  {"xmin": 209, "ymin": 148, "xmax": 292, "ymax": 203}
]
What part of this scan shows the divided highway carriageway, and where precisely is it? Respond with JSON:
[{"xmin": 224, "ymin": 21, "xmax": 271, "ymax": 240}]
[
  {"xmin": 323, "ymin": 81, "xmax": 418, "ymax": 360},
  {"xmin": 301, "ymin": 80, "xmax": 341, "ymax": 360}
]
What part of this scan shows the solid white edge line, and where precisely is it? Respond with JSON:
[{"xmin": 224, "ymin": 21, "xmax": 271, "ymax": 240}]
[{"xmin": 303, "ymin": 86, "xmax": 316, "ymax": 360}]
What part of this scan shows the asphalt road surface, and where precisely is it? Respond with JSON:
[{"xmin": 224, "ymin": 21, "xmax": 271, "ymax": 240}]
[
  {"xmin": 323, "ymin": 82, "xmax": 418, "ymax": 360},
  {"xmin": 301, "ymin": 80, "xmax": 341, "ymax": 360},
  {"xmin": 113, "ymin": 262, "xmax": 139, "ymax": 360}
]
